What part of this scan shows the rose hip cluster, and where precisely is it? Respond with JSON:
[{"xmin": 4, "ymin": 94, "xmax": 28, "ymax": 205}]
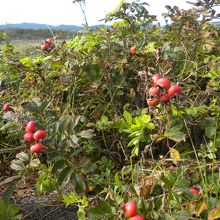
[
  {"xmin": 24, "ymin": 121, "xmax": 47, "ymax": 153},
  {"xmin": 123, "ymin": 201, "xmax": 144, "ymax": 220},
  {"xmin": 41, "ymin": 38, "xmax": 54, "ymax": 51},
  {"xmin": 147, "ymin": 74, "xmax": 181, "ymax": 107}
]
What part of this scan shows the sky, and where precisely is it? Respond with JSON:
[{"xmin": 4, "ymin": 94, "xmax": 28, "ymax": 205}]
[{"xmin": 0, "ymin": 0, "xmax": 205, "ymax": 26}]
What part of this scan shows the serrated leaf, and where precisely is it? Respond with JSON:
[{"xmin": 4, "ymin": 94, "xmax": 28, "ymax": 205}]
[
  {"xmin": 208, "ymin": 206, "xmax": 220, "ymax": 220},
  {"xmin": 16, "ymin": 152, "xmax": 29, "ymax": 162},
  {"xmin": 29, "ymin": 159, "xmax": 41, "ymax": 167},
  {"xmin": 10, "ymin": 160, "xmax": 25, "ymax": 171},
  {"xmin": 170, "ymin": 148, "xmax": 181, "ymax": 163}
]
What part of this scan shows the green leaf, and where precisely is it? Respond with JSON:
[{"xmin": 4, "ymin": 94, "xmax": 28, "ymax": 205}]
[
  {"xmin": 77, "ymin": 129, "xmax": 95, "ymax": 139},
  {"xmin": 29, "ymin": 159, "xmax": 41, "ymax": 168},
  {"xmin": 70, "ymin": 135, "xmax": 80, "ymax": 144},
  {"xmin": 10, "ymin": 160, "xmax": 25, "ymax": 171},
  {"xmin": 47, "ymin": 152, "xmax": 60, "ymax": 162},
  {"xmin": 165, "ymin": 130, "xmax": 186, "ymax": 143},
  {"xmin": 128, "ymin": 136, "xmax": 139, "ymax": 147},
  {"xmin": 6, "ymin": 203, "xmax": 20, "ymax": 218},
  {"xmin": 21, "ymin": 101, "xmax": 39, "ymax": 113},
  {"xmin": 140, "ymin": 114, "xmax": 151, "ymax": 124},
  {"xmin": 87, "ymin": 200, "xmax": 115, "ymax": 220},
  {"xmin": 57, "ymin": 166, "xmax": 72, "ymax": 186},
  {"xmin": 52, "ymin": 159, "xmax": 66, "ymax": 173},
  {"xmin": 96, "ymin": 116, "xmax": 109, "ymax": 129},
  {"xmin": 123, "ymin": 111, "xmax": 133, "ymax": 125},
  {"xmin": 70, "ymin": 173, "xmax": 85, "ymax": 193},
  {"xmin": 131, "ymin": 145, "xmax": 139, "ymax": 157},
  {"xmin": 77, "ymin": 206, "xmax": 86, "ymax": 220},
  {"xmin": 146, "ymin": 122, "xmax": 155, "ymax": 130},
  {"xmin": 67, "ymin": 115, "xmax": 81, "ymax": 134},
  {"xmin": 121, "ymin": 165, "xmax": 132, "ymax": 179},
  {"xmin": 15, "ymin": 152, "xmax": 29, "ymax": 162},
  {"xmin": 114, "ymin": 172, "xmax": 121, "ymax": 187},
  {"xmin": 2, "ymin": 184, "xmax": 15, "ymax": 203},
  {"xmin": 58, "ymin": 115, "xmax": 69, "ymax": 133}
]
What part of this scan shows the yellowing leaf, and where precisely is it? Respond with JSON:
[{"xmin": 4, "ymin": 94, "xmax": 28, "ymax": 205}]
[
  {"xmin": 130, "ymin": 88, "xmax": 136, "ymax": 97},
  {"xmin": 189, "ymin": 200, "xmax": 207, "ymax": 216},
  {"xmin": 208, "ymin": 206, "xmax": 220, "ymax": 220},
  {"xmin": 170, "ymin": 148, "xmax": 181, "ymax": 163}
]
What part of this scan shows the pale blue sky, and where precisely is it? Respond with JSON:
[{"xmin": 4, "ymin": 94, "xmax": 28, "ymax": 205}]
[{"xmin": 0, "ymin": 0, "xmax": 201, "ymax": 26}]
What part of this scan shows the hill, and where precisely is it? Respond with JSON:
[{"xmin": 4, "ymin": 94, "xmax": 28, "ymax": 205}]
[{"xmin": 0, "ymin": 22, "xmax": 107, "ymax": 31}]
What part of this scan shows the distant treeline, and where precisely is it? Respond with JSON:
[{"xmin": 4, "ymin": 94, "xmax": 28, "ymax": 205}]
[{"xmin": 0, "ymin": 28, "xmax": 77, "ymax": 41}]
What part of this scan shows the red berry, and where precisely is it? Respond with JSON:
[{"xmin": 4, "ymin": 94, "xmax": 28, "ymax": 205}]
[
  {"xmin": 129, "ymin": 214, "xmax": 145, "ymax": 220},
  {"xmin": 46, "ymin": 38, "xmax": 54, "ymax": 46},
  {"xmin": 24, "ymin": 132, "xmax": 35, "ymax": 142},
  {"xmin": 151, "ymin": 74, "xmax": 161, "ymax": 87},
  {"xmin": 25, "ymin": 121, "xmax": 36, "ymax": 133},
  {"xmin": 148, "ymin": 86, "xmax": 160, "ymax": 97},
  {"xmin": 41, "ymin": 42, "xmax": 49, "ymax": 50},
  {"xmin": 189, "ymin": 187, "xmax": 199, "ymax": 196},
  {"xmin": 147, "ymin": 98, "xmax": 160, "ymax": 107},
  {"xmin": 3, "ymin": 103, "xmax": 11, "ymax": 112},
  {"xmin": 34, "ymin": 130, "xmax": 47, "ymax": 141},
  {"xmin": 160, "ymin": 93, "xmax": 170, "ymax": 103},
  {"xmin": 156, "ymin": 77, "xmax": 171, "ymax": 90},
  {"xmin": 130, "ymin": 46, "xmax": 136, "ymax": 55},
  {"xmin": 168, "ymin": 84, "xmax": 181, "ymax": 97},
  {"xmin": 30, "ymin": 143, "xmax": 43, "ymax": 153},
  {"xmin": 124, "ymin": 201, "xmax": 137, "ymax": 217}
]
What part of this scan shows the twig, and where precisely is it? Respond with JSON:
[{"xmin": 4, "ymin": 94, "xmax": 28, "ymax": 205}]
[{"xmin": 0, "ymin": 146, "xmax": 27, "ymax": 153}]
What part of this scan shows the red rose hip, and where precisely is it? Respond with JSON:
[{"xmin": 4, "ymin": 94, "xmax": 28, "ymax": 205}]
[
  {"xmin": 124, "ymin": 201, "xmax": 137, "ymax": 217},
  {"xmin": 151, "ymin": 74, "xmax": 161, "ymax": 87},
  {"xmin": 156, "ymin": 77, "xmax": 171, "ymax": 90},
  {"xmin": 24, "ymin": 132, "xmax": 35, "ymax": 142},
  {"xmin": 25, "ymin": 121, "xmax": 36, "ymax": 132},
  {"xmin": 129, "ymin": 214, "xmax": 145, "ymax": 220},
  {"xmin": 3, "ymin": 103, "xmax": 11, "ymax": 112},
  {"xmin": 189, "ymin": 187, "xmax": 199, "ymax": 196},
  {"xmin": 34, "ymin": 130, "xmax": 47, "ymax": 141},
  {"xmin": 147, "ymin": 98, "xmax": 160, "ymax": 107},
  {"xmin": 130, "ymin": 46, "xmax": 136, "ymax": 55},
  {"xmin": 160, "ymin": 93, "xmax": 170, "ymax": 103},
  {"xmin": 168, "ymin": 84, "xmax": 181, "ymax": 97},
  {"xmin": 148, "ymin": 86, "xmax": 160, "ymax": 97},
  {"xmin": 30, "ymin": 143, "xmax": 43, "ymax": 153}
]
